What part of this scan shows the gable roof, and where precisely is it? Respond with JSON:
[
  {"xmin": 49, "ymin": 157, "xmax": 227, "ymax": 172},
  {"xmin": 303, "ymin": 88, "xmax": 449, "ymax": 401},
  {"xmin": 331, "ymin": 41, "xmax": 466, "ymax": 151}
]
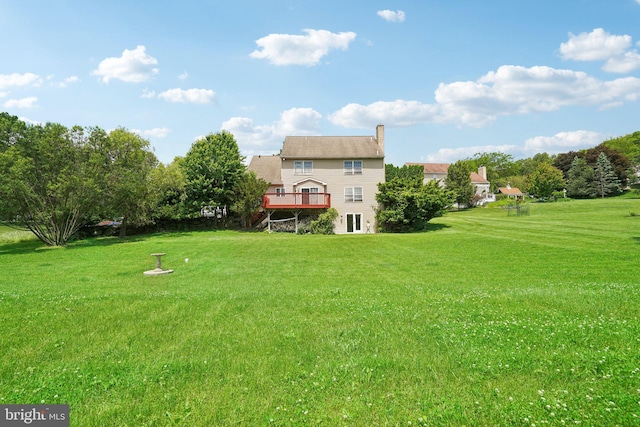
[
  {"xmin": 407, "ymin": 163, "xmax": 490, "ymax": 184},
  {"xmin": 281, "ymin": 136, "xmax": 383, "ymax": 159},
  {"xmin": 470, "ymin": 172, "xmax": 489, "ymax": 184},
  {"xmin": 498, "ymin": 187, "xmax": 523, "ymax": 196},
  {"xmin": 406, "ymin": 162, "xmax": 449, "ymax": 174},
  {"xmin": 248, "ymin": 155, "xmax": 282, "ymax": 185}
]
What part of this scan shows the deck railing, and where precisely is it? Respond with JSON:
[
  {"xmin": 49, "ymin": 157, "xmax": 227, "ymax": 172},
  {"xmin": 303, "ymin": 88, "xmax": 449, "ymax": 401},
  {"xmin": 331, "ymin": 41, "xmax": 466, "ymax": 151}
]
[{"xmin": 262, "ymin": 192, "xmax": 331, "ymax": 209}]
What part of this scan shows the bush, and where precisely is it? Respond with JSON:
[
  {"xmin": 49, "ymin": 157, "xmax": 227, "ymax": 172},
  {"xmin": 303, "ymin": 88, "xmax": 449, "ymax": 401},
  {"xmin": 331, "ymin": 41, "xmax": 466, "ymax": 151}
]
[{"xmin": 309, "ymin": 208, "xmax": 339, "ymax": 235}]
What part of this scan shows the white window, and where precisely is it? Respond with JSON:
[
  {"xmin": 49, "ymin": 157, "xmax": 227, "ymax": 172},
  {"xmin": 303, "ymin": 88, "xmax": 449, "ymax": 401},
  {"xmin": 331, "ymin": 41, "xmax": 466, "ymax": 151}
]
[
  {"xmin": 344, "ymin": 160, "xmax": 363, "ymax": 175},
  {"xmin": 344, "ymin": 187, "xmax": 363, "ymax": 202},
  {"xmin": 294, "ymin": 161, "xmax": 312, "ymax": 175},
  {"xmin": 275, "ymin": 187, "xmax": 286, "ymax": 197}
]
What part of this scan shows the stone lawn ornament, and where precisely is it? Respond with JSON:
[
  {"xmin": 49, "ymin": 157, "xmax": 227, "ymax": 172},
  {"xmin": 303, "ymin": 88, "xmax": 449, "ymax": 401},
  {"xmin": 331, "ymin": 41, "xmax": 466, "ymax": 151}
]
[{"xmin": 143, "ymin": 253, "xmax": 174, "ymax": 276}]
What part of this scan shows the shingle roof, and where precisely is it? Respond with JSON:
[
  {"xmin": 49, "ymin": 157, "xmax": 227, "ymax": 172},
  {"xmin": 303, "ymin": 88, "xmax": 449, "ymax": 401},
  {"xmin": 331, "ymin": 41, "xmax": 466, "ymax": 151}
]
[
  {"xmin": 406, "ymin": 163, "xmax": 450, "ymax": 174},
  {"xmin": 407, "ymin": 163, "xmax": 490, "ymax": 185},
  {"xmin": 470, "ymin": 172, "xmax": 489, "ymax": 184},
  {"xmin": 498, "ymin": 187, "xmax": 523, "ymax": 196},
  {"xmin": 248, "ymin": 155, "xmax": 282, "ymax": 185},
  {"xmin": 281, "ymin": 136, "xmax": 383, "ymax": 159}
]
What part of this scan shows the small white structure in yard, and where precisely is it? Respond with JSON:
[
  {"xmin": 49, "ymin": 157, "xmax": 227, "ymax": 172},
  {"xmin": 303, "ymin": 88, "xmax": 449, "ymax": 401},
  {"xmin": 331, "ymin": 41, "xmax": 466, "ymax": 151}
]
[{"xmin": 144, "ymin": 253, "xmax": 174, "ymax": 276}]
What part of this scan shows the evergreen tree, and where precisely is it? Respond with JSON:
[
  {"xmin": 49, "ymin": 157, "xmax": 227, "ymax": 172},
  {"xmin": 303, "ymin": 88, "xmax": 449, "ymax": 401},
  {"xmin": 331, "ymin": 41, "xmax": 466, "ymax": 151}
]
[
  {"xmin": 594, "ymin": 152, "xmax": 622, "ymax": 198},
  {"xmin": 566, "ymin": 156, "xmax": 596, "ymax": 198}
]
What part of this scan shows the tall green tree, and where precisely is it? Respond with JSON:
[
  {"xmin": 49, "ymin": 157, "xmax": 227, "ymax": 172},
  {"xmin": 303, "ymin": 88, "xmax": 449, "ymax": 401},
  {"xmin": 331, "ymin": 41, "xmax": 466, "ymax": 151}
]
[
  {"xmin": 0, "ymin": 112, "xmax": 27, "ymax": 154},
  {"xmin": 231, "ymin": 171, "xmax": 269, "ymax": 228},
  {"xmin": 150, "ymin": 158, "xmax": 187, "ymax": 220},
  {"xmin": 553, "ymin": 150, "xmax": 581, "ymax": 179},
  {"xmin": 584, "ymin": 144, "xmax": 632, "ymax": 188},
  {"xmin": 385, "ymin": 163, "xmax": 424, "ymax": 184},
  {"xmin": 100, "ymin": 128, "xmax": 158, "ymax": 237},
  {"xmin": 0, "ymin": 120, "xmax": 102, "ymax": 246},
  {"xmin": 604, "ymin": 131, "xmax": 640, "ymax": 166},
  {"xmin": 594, "ymin": 152, "xmax": 622, "ymax": 198},
  {"xmin": 566, "ymin": 156, "xmax": 596, "ymax": 198},
  {"xmin": 182, "ymin": 131, "xmax": 246, "ymax": 217},
  {"xmin": 516, "ymin": 152, "xmax": 555, "ymax": 176},
  {"xmin": 527, "ymin": 163, "xmax": 565, "ymax": 199},
  {"xmin": 466, "ymin": 152, "xmax": 517, "ymax": 190},
  {"xmin": 445, "ymin": 160, "xmax": 474, "ymax": 208},
  {"xmin": 555, "ymin": 145, "xmax": 632, "ymax": 187}
]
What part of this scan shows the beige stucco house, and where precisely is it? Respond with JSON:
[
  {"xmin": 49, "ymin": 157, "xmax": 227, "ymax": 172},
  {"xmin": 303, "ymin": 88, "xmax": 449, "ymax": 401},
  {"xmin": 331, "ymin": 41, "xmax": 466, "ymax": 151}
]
[{"xmin": 248, "ymin": 125, "xmax": 386, "ymax": 234}]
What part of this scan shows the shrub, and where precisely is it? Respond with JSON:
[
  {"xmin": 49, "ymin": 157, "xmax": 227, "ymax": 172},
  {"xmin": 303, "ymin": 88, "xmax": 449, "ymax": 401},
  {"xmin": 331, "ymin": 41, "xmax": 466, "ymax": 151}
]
[{"xmin": 309, "ymin": 208, "xmax": 339, "ymax": 235}]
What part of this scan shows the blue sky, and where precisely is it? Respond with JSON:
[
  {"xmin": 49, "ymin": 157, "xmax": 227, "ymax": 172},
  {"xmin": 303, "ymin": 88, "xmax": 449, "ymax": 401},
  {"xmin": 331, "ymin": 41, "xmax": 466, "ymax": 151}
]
[{"xmin": 2, "ymin": 1, "xmax": 640, "ymax": 166}]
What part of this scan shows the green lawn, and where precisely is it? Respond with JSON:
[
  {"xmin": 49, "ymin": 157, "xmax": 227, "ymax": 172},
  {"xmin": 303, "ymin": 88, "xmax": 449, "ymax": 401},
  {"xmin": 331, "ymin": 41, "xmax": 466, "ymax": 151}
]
[{"xmin": 1, "ymin": 197, "xmax": 639, "ymax": 426}]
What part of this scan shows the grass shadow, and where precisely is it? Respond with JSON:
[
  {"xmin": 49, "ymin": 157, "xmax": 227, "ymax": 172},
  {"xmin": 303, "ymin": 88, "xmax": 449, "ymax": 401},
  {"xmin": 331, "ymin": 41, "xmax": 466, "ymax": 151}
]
[
  {"xmin": 423, "ymin": 223, "xmax": 451, "ymax": 232},
  {"xmin": 0, "ymin": 240, "xmax": 45, "ymax": 255}
]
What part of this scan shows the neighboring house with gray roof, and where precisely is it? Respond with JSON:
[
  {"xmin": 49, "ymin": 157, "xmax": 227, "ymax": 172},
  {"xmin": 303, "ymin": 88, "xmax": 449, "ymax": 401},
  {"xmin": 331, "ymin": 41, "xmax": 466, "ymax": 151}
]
[{"xmin": 248, "ymin": 125, "xmax": 386, "ymax": 233}]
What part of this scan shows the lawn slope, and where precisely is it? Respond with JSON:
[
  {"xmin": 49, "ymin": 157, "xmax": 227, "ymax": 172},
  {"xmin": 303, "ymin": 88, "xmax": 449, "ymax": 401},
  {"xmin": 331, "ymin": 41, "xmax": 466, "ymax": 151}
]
[{"xmin": 1, "ymin": 198, "xmax": 639, "ymax": 426}]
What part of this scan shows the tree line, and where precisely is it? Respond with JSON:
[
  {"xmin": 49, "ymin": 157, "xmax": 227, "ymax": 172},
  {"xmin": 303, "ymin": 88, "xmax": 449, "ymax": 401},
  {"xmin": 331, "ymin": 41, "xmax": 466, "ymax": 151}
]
[
  {"xmin": 442, "ymin": 135, "xmax": 638, "ymax": 207},
  {"xmin": 2, "ymin": 112, "xmax": 637, "ymax": 242},
  {"xmin": 0, "ymin": 113, "xmax": 267, "ymax": 246}
]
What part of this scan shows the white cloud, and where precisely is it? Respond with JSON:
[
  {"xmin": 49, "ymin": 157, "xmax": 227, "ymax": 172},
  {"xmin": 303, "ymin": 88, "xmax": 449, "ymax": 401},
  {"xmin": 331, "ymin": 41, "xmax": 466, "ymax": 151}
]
[
  {"xmin": 434, "ymin": 65, "xmax": 640, "ymax": 126},
  {"xmin": 52, "ymin": 76, "xmax": 80, "ymax": 88},
  {"xmin": 329, "ymin": 100, "xmax": 439, "ymax": 128},
  {"xmin": 377, "ymin": 10, "xmax": 406, "ymax": 23},
  {"xmin": 0, "ymin": 73, "xmax": 42, "ymax": 90},
  {"xmin": 602, "ymin": 50, "xmax": 640, "ymax": 73},
  {"xmin": 523, "ymin": 130, "xmax": 605, "ymax": 154},
  {"xmin": 158, "ymin": 88, "xmax": 215, "ymax": 104},
  {"xmin": 222, "ymin": 107, "xmax": 322, "ymax": 152},
  {"xmin": 425, "ymin": 145, "xmax": 518, "ymax": 163},
  {"xmin": 276, "ymin": 107, "xmax": 322, "ymax": 135},
  {"xmin": 423, "ymin": 131, "xmax": 604, "ymax": 163},
  {"xmin": 91, "ymin": 45, "xmax": 159, "ymax": 83},
  {"xmin": 141, "ymin": 88, "xmax": 156, "ymax": 99},
  {"xmin": 560, "ymin": 28, "xmax": 630, "ymax": 61},
  {"xmin": 250, "ymin": 29, "xmax": 357, "ymax": 66},
  {"xmin": 0, "ymin": 91, "xmax": 7, "ymax": 98},
  {"xmin": 560, "ymin": 28, "xmax": 640, "ymax": 73},
  {"xmin": 3, "ymin": 97, "xmax": 38, "ymax": 109},
  {"xmin": 178, "ymin": 71, "xmax": 188, "ymax": 80},
  {"xmin": 132, "ymin": 127, "xmax": 171, "ymax": 138},
  {"xmin": 330, "ymin": 65, "xmax": 640, "ymax": 129},
  {"xmin": 18, "ymin": 116, "xmax": 41, "ymax": 125}
]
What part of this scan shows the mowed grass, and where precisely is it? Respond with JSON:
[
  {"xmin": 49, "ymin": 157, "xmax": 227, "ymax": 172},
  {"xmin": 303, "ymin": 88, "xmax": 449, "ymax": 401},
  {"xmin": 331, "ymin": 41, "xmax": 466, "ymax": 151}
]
[{"xmin": 1, "ymin": 197, "xmax": 639, "ymax": 426}]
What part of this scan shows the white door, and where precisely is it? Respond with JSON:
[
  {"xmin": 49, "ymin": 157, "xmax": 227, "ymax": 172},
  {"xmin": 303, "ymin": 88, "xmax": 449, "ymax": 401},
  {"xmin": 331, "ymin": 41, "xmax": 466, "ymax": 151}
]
[{"xmin": 346, "ymin": 213, "xmax": 362, "ymax": 233}]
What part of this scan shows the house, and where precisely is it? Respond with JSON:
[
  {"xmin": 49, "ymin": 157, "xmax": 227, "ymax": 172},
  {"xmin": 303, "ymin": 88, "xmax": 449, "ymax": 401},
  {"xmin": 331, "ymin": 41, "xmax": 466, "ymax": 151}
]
[
  {"xmin": 248, "ymin": 125, "xmax": 386, "ymax": 234},
  {"xmin": 497, "ymin": 184, "xmax": 524, "ymax": 199},
  {"xmin": 406, "ymin": 163, "xmax": 495, "ymax": 204}
]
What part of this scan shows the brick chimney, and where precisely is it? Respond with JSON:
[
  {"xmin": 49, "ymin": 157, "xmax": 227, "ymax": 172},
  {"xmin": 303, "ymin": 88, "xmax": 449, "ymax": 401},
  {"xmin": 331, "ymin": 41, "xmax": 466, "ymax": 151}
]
[{"xmin": 376, "ymin": 124, "xmax": 384, "ymax": 155}]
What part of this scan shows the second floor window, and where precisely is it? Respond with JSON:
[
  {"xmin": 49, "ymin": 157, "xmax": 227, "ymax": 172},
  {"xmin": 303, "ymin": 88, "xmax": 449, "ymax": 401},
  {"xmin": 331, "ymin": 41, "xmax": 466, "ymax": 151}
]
[
  {"xmin": 344, "ymin": 160, "xmax": 363, "ymax": 175},
  {"xmin": 345, "ymin": 187, "xmax": 363, "ymax": 202},
  {"xmin": 275, "ymin": 187, "xmax": 286, "ymax": 197},
  {"xmin": 294, "ymin": 161, "xmax": 313, "ymax": 175}
]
